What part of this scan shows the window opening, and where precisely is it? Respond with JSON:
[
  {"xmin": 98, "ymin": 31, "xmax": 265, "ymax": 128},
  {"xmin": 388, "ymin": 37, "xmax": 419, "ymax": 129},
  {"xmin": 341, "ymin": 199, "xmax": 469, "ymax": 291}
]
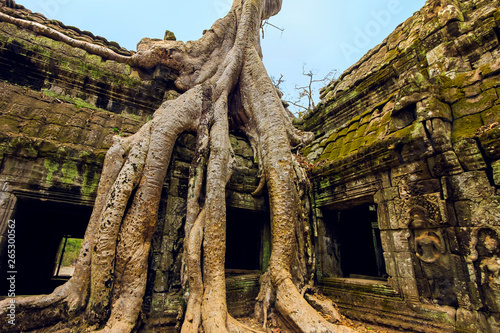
[
  {"xmin": 1, "ymin": 198, "xmax": 91, "ymax": 295},
  {"xmin": 53, "ymin": 236, "xmax": 83, "ymax": 278},
  {"xmin": 225, "ymin": 208, "xmax": 269, "ymax": 274},
  {"xmin": 323, "ymin": 203, "xmax": 386, "ymax": 280}
]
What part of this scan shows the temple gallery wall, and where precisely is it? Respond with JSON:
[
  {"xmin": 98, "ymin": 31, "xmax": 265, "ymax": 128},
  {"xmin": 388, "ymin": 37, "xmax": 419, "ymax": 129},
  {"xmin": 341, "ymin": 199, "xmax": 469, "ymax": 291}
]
[{"xmin": 1, "ymin": 0, "xmax": 500, "ymax": 332}]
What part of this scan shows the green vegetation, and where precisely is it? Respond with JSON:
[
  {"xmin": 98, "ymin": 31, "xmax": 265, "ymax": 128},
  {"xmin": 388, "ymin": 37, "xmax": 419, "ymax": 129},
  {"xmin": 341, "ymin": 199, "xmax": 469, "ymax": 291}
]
[
  {"xmin": 42, "ymin": 89, "xmax": 100, "ymax": 110},
  {"xmin": 55, "ymin": 237, "xmax": 83, "ymax": 268}
]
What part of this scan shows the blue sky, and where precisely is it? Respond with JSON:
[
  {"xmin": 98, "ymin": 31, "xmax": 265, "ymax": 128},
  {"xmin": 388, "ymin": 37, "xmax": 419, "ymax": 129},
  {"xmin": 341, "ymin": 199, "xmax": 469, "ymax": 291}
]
[{"xmin": 16, "ymin": 0, "xmax": 426, "ymax": 112}]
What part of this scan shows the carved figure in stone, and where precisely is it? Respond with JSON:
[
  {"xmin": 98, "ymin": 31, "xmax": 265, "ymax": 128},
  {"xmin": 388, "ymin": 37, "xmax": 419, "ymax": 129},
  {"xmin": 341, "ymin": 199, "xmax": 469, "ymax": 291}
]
[
  {"xmin": 408, "ymin": 205, "xmax": 457, "ymax": 306},
  {"xmin": 469, "ymin": 227, "xmax": 500, "ymax": 313},
  {"xmin": 409, "ymin": 206, "xmax": 446, "ymax": 263},
  {"xmin": 414, "ymin": 230, "xmax": 446, "ymax": 263}
]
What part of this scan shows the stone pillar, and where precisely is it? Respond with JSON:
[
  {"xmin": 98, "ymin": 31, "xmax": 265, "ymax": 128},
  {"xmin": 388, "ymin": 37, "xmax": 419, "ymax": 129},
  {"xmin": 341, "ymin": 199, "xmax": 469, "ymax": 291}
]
[
  {"xmin": 377, "ymin": 160, "xmax": 471, "ymax": 305},
  {"xmin": 446, "ymin": 171, "xmax": 500, "ymax": 330},
  {"xmin": 375, "ymin": 182, "xmax": 420, "ymax": 302}
]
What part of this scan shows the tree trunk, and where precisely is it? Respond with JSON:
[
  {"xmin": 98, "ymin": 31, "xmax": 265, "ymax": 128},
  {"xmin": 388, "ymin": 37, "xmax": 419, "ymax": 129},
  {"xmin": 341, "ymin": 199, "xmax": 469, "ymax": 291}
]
[{"xmin": 0, "ymin": 1, "xmax": 356, "ymax": 332}]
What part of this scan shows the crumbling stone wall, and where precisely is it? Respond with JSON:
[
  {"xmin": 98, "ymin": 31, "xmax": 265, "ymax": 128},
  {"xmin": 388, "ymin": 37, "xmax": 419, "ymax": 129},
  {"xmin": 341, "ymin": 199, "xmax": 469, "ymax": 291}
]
[
  {"xmin": 302, "ymin": 0, "xmax": 500, "ymax": 331},
  {"xmin": 0, "ymin": 2, "xmax": 178, "ymax": 118}
]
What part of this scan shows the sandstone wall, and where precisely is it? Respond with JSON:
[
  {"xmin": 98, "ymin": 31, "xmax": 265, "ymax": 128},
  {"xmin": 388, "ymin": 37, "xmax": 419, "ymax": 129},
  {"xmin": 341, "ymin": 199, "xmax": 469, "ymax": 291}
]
[
  {"xmin": 0, "ymin": 1, "xmax": 178, "ymax": 118},
  {"xmin": 302, "ymin": 0, "xmax": 500, "ymax": 331}
]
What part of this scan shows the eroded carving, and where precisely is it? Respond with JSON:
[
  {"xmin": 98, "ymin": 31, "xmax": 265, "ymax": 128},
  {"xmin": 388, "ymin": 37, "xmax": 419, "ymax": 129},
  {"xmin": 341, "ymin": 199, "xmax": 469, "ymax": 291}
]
[
  {"xmin": 468, "ymin": 227, "xmax": 500, "ymax": 312},
  {"xmin": 414, "ymin": 231, "xmax": 446, "ymax": 263},
  {"xmin": 409, "ymin": 206, "xmax": 446, "ymax": 263}
]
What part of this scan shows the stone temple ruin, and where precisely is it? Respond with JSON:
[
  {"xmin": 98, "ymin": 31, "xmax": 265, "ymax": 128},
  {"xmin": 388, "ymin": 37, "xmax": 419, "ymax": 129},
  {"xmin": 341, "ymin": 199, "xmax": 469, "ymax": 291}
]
[{"xmin": 1, "ymin": 0, "xmax": 500, "ymax": 331}]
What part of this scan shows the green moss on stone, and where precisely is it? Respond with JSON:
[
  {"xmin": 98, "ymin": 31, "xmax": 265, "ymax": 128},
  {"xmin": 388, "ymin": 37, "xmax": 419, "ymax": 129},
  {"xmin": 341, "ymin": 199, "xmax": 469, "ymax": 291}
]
[
  {"xmin": 363, "ymin": 133, "xmax": 378, "ymax": 147},
  {"xmin": 322, "ymin": 141, "xmax": 337, "ymax": 157},
  {"xmin": 328, "ymin": 148, "xmax": 341, "ymax": 161},
  {"xmin": 84, "ymin": 53, "xmax": 102, "ymax": 66},
  {"xmin": 301, "ymin": 146, "xmax": 312, "ymax": 157},
  {"xmin": 360, "ymin": 109, "xmax": 373, "ymax": 125},
  {"xmin": 444, "ymin": 71, "xmax": 478, "ymax": 89},
  {"xmin": 338, "ymin": 140, "xmax": 353, "ymax": 158},
  {"xmin": 348, "ymin": 136, "xmax": 365, "ymax": 155},
  {"xmin": 452, "ymin": 89, "xmax": 498, "ymax": 119},
  {"xmin": 452, "ymin": 114, "xmax": 483, "ymax": 143},
  {"xmin": 390, "ymin": 121, "xmax": 425, "ymax": 143},
  {"xmin": 481, "ymin": 105, "xmax": 500, "ymax": 125},
  {"xmin": 347, "ymin": 120, "xmax": 360, "ymax": 133},
  {"xmin": 44, "ymin": 158, "xmax": 59, "ymax": 183},
  {"xmin": 440, "ymin": 87, "xmax": 465, "ymax": 104},
  {"xmin": 42, "ymin": 89, "xmax": 101, "ymax": 111},
  {"xmin": 481, "ymin": 76, "xmax": 500, "ymax": 91},
  {"xmin": 82, "ymin": 168, "xmax": 100, "ymax": 196},
  {"xmin": 61, "ymin": 160, "xmax": 79, "ymax": 184},
  {"xmin": 355, "ymin": 123, "xmax": 368, "ymax": 137}
]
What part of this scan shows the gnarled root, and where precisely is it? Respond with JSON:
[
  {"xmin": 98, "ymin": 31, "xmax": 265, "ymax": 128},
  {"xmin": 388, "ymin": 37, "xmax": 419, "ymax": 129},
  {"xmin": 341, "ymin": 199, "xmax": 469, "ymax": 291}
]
[
  {"xmin": 276, "ymin": 279, "xmax": 357, "ymax": 333},
  {"xmin": 304, "ymin": 293, "xmax": 344, "ymax": 324},
  {"xmin": 0, "ymin": 87, "xmax": 203, "ymax": 333}
]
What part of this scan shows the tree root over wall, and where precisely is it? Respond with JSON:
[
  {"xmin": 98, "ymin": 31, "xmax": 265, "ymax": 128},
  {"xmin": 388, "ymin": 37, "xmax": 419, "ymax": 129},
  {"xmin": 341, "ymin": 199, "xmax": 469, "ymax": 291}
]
[{"xmin": 0, "ymin": 1, "xmax": 356, "ymax": 332}]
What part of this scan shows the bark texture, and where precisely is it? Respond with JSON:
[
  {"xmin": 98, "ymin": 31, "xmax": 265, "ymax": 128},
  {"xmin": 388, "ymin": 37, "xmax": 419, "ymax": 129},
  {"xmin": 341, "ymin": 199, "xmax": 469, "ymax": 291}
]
[{"xmin": 0, "ymin": 1, "xmax": 356, "ymax": 332}]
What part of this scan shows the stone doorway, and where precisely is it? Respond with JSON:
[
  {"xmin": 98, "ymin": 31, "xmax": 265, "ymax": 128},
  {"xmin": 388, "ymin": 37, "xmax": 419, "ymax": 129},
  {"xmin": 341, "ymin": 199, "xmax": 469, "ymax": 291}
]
[
  {"xmin": 322, "ymin": 203, "xmax": 386, "ymax": 279},
  {"xmin": 0, "ymin": 198, "xmax": 91, "ymax": 295},
  {"xmin": 225, "ymin": 208, "xmax": 270, "ymax": 273}
]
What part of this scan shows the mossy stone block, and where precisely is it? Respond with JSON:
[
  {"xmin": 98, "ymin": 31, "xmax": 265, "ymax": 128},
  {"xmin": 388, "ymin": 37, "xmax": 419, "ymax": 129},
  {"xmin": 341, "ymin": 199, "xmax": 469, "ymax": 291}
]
[
  {"xmin": 454, "ymin": 138, "xmax": 487, "ymax": 171},
  {"xmin": 492, "ymin": 160, "xmax": 500, "ymax": 186},
  {"xmin": 441, "ymin": 87, "xmax": 465, "ymax": 104},
  {"xmin": 452, "ymin": 89, "xmax": 498, "ymax": 119},
  {"xmin": 480, "ymin": 76, "xmax": 500, "ymax": 91},
  {"xmin": 481, "ymin": 105, "xmax": 500, "ymax": 126},
  {"xmin": 451, "ymin": 114, "xmax": 483, "ymax": 143},
  {"xmin": 417, "ymin": 96, "xmax": 453, "ymax": 122}
]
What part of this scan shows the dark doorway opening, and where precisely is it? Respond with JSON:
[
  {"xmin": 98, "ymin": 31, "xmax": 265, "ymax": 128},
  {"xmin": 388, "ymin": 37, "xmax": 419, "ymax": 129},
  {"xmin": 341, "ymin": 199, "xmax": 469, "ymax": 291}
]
[
  {"xmin": 1, "ymin": 198, "xmax": 91, "ymax": 295},
  {"xmin": 323, "ymin": 203, "xmax": 386, "ymax": 279},
  {"xmin": 225, "ymin": 209, "xmax": 269, "ymax": 273}
]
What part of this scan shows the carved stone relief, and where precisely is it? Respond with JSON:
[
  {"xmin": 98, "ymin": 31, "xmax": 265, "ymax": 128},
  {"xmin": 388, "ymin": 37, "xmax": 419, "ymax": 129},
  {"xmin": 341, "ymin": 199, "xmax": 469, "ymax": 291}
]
[
  {"xmin": 405, "ymin": 199, "xmax": 461, "ymax": 306},
  {"xmin": 468, "ymin": 227, "xmax": 500, "ymax": 313},
  {"xmin": 409, "ymin": 206, "xmax": 446, "ymax": 264}
]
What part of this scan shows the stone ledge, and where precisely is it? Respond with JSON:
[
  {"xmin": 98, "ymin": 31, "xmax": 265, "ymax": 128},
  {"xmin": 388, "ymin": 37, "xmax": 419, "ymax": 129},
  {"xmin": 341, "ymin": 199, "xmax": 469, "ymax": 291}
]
[{"xmin": 322, "ymin": 278, "xmax": 456, "ymax": 333}]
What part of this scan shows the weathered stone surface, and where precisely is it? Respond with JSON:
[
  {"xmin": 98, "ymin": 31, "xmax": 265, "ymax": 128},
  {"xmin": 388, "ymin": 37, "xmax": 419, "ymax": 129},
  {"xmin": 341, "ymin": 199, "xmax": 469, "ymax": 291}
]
[
  {"xmin": 225, "ymin": 274, "xmax": 260, "ymax": 318},
  {"xmin": 442, "ymin": 171, "xmax": 495, "ymax": 201},
  {"xmin": 452, "ymin": 89, "xmax": 498, "ymax": 119},
  {"xmin": 0, "ymin": 6, "xmax": 178, "ymax": 119},
  {"xmin": 426, "ymin": 118, "xmax": 453, "ymax": 153},
  {"xmin": 453, "ymin": 139, "xmax": 488, "ymax": 171},
  {"xmin": 391, "ymin": 230, "xmax": 412, "ymax": 253},
  {"xmin": 493, "ymin": 160, "xmax": 500, "ymax": 186},
  {"xmin": 477, "ymin": 125, "xmax": 500, "ymax": 160},
  {"xmin": 427, "ymin": 151, "xmax": 464, "ymax": 177},
  {"xmin": 374, "ymin": 187, "xmax": 399, "ymax": 204},
  {"xmin": 417, "ymin": 96, "xmax": 453, "ymax": 122},
  {"xmin": 451, "ymin": 113, "xmax": 483, "ymax": 143},
  {"xmin": 305, "ymin": 0, "xmax": 500, "ymax": 331},
  {"xmin": 391, "ymin": 160, "xmax": 432, "ymax": 187},
  {"xmin": 455, "ymin": 309, "xmax": 491, "ymax": 333},
  {"xmin": 399, "ymin": 179, "xmax": 442, "ymax": 198}
]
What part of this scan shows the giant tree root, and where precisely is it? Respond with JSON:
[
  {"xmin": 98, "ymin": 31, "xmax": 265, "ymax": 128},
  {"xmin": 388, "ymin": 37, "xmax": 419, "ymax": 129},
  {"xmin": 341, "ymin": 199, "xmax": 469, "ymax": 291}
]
[{"xmin": 1, "ymin": 1, "xmax": 357, "ymax": 332}]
